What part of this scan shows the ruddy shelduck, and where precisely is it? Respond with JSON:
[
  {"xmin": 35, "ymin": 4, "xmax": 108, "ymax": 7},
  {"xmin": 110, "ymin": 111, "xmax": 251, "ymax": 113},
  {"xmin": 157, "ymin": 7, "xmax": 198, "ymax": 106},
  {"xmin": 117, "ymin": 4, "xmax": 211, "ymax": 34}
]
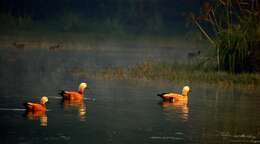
[
  {"xmin": 157, "ymin": 86, "xmax": 190, "ymax": 102},
  {"xmin": 24, "ymin": 96, "xmax": 48, "ymax": 111},
  {"xmin": 59, "ymin": 82, "xmax": 88, "ymax": 101}
]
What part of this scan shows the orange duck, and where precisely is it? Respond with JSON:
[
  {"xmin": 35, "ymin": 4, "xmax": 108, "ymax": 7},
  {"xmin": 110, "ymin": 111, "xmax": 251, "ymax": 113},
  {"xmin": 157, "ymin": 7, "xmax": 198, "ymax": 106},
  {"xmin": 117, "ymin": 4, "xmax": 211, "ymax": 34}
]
[
  {"xmin": 59, "ymin": 82, "xmax": 88, "ymax": 101},
  {"xmin": 157, "ymin": 86, "xmax": 190, "ymax": 102},
  {"xmin": 24, "ymin": 96, "xmax": 48, "ymax": 112}
]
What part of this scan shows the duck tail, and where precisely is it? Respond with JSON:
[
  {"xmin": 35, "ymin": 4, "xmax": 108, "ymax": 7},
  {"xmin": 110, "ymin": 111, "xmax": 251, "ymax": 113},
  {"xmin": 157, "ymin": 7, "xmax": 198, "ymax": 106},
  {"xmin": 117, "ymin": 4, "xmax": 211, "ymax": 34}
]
[
  {"xmin": 58, "ymin": 90, "xmax": 66, "ymax": 97},
  {"xmin": 23, "ymin": 102, "xmax": 33, "ymax": 110},
  {"xmin": 157, "ymin": 93, "xmax": 167, "ymax": 97},
  {"xmin": 23, "ymin": 102, "xmax": 28, "ymax": 108}
]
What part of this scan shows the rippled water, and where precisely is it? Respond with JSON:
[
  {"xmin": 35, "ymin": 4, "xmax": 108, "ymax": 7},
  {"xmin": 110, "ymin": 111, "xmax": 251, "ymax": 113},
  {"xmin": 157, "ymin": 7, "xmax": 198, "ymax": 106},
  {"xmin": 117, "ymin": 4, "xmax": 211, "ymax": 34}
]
[{"xmin": 0, "ymin": 47, "xmax": 260, "ymax": 144}]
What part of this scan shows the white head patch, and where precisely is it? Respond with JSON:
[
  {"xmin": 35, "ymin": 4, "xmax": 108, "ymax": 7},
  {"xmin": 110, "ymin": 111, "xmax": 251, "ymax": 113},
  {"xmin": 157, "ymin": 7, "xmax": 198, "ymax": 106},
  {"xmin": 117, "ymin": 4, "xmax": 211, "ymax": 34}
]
[{"xmin": 41, "ymin": 96, "xmax": 48, "ymax": 103}]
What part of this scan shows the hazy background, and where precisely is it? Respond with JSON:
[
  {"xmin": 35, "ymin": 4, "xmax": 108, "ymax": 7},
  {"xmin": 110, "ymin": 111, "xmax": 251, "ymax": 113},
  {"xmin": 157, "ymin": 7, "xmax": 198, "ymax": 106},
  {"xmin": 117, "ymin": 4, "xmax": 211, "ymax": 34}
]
[{"xmin": 0, "ymin": 0, "xmax": 209, "ymax": 36}]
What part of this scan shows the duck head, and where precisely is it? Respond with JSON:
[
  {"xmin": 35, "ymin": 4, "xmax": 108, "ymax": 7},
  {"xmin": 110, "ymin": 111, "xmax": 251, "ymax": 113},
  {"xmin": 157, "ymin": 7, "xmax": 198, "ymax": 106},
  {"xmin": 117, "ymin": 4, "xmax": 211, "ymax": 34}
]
[
  {"xmin": 79, "ymin": 82, "xmax": 88, "ymax": 94},
  {"xmin": 40, "ymin": 96, "xmax": 48, "ymax": 104},
  {"xmin": 182, "ymin": 86, "xmax": 190, "ymax": 96}
]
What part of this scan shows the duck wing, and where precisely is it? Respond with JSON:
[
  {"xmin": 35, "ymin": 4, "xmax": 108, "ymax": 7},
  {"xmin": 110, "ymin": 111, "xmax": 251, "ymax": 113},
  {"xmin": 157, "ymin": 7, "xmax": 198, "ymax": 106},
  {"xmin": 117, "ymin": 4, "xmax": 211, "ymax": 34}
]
[
  {"xmin": 59, "ymin": 91, "xmax": 81, "ymax": 99},
  {"xmin": 24, "ymin": 102, "xmax": 37, "ymax": 110},
  {"xmin": 157, "ymin": 92, "xmax": 179, "ymax": 97},
  {"xmin": 157, "ymin": 93, "xmax": 168, "ymax": 97}
]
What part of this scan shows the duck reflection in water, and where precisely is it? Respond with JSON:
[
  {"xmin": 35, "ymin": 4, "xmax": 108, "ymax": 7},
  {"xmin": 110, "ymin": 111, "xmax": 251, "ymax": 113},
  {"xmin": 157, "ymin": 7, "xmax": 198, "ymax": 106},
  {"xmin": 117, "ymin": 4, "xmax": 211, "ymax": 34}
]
[
  {"xmin": 62, "ymin": 99, "xmax": 87, "ymax": 121},
  {"xmin": 159, "ymin": 100, "xmax": 189, "ymax": 121},
  {"xmin": 24, "ymin": 111, "xmax": 48, "ymax": 127}
]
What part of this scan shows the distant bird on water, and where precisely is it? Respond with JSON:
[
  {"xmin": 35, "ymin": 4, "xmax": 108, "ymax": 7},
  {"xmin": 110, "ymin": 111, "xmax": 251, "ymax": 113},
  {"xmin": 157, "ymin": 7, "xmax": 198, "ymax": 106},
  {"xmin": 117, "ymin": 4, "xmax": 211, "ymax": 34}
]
[
  {"xmin": 24, "ymin": 96, "xmax": 48, "ymax": 111},
  {"xmin": 157, "ymin": 86, "xmax": 191, "ymax": 102},
  {"xmin": 59, "ymin": 83, "xmax": 88, "ymax": 101},
  {"xmin": 13, "ymin": 42, "xmax": 25, "ymax": 49}
]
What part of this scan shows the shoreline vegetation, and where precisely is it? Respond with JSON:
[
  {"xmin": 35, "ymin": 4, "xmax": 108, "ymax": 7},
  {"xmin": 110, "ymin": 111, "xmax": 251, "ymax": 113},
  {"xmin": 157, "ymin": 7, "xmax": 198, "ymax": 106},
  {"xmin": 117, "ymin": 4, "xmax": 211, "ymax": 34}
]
[
  {"xmin": 69, "ymin": 62, "xmax": 260, "ymax": 88},
  {"xmin": 1, "ymin": 29, "xmax": 259, "ymax": 88},
  {"xmin": 190, "ymin": 1, "xmax": 260, "ymax": 73}
]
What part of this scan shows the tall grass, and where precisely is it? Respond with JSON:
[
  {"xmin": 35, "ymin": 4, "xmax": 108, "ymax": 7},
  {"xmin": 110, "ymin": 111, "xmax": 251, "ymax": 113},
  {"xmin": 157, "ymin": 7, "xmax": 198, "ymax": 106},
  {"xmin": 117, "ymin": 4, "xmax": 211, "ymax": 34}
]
[{"xmin": 191, "ymin": 0, "xmax": 260, "ymax": 73}]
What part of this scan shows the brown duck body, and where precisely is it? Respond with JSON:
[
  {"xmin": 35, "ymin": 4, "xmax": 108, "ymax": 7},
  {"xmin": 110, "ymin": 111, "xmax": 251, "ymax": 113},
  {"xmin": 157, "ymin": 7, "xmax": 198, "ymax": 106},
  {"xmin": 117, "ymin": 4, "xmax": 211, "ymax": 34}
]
[
  {"xmin": 24, "ymin": 102, "xmax": 46, "ymax": 111},
  {"xmin": 157, "ymin": 86, "xmax": 190, "ymax": 102},
  {"xmin": 24, "ymin": 96, "xmax": 48, "ymax": 112},
  {"xmin": 59, "ymin": 83, "xmax": 88, "ymax": 101},
  {"xmin": 158, "ymin": 93, "xmax": 188, "ymax": 102},
  {"xmin": 60, "ymin": 91, "xmax": 84, "ymax": 101}
]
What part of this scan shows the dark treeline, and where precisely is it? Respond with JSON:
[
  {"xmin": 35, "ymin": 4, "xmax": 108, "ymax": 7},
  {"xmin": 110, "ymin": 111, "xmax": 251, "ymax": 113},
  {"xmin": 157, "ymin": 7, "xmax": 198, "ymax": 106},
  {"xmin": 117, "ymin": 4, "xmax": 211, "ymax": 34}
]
[
  {"xmin": 0, "ymin": 0, "xmax": 200, "ymax": 19},
  {"xmin": 0, "ymin": 0, "xmax": 206, "ymax": 34}
]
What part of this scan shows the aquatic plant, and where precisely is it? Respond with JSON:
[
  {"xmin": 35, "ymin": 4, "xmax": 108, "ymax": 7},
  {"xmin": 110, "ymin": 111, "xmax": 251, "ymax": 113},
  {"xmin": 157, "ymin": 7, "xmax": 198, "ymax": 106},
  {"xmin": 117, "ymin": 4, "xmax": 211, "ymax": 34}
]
[{"xmin": 191, "ymin": 0, "xmax": 260, "ymax": 73}]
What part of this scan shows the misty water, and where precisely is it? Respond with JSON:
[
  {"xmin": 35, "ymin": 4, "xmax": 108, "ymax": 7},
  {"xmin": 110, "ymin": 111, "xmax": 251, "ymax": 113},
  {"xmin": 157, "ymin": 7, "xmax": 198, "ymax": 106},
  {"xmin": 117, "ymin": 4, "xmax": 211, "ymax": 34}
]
[{"xmin": 0, "ymin": 46, "xmax": 260, "ymax": 144}]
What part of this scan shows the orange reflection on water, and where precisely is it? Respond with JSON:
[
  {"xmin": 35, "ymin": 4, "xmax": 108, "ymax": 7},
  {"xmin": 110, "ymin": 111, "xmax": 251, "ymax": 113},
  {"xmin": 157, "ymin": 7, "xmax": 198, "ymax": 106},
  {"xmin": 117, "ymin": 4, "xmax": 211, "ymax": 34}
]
[
  {"xmin": 159, "ymin": 100, "xmax": 189, "ymax": 121},
  {"xmin": 62, "ymin": 99, "xmax": 87, "ymax": 121},
  {"xmin": 25, "ymin": 111, "xmax": 48, "ymax": 127}
]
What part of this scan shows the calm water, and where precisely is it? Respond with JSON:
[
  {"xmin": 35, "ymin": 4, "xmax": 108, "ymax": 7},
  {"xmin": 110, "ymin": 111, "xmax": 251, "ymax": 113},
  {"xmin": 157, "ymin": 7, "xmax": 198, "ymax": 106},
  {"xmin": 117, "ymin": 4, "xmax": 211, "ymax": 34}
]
[{"xmin": 0, "ymin": 47, "xmax": 260, "ymax": 144}]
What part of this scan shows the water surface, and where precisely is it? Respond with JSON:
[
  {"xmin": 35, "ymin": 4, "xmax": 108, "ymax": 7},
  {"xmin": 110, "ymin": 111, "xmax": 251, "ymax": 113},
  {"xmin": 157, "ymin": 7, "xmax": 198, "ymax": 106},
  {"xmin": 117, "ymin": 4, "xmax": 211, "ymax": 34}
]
[{"xmin": 0, "ymin": 47, "xmax": 259, "ymax": 144}]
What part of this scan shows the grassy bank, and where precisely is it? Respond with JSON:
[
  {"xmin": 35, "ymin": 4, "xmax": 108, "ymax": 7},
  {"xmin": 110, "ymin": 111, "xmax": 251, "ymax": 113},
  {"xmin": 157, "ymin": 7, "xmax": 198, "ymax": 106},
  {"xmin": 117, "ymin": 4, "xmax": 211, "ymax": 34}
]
[{"xmin": 72, "ymin": 62, "xmax": 260, "ymax": 87}]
